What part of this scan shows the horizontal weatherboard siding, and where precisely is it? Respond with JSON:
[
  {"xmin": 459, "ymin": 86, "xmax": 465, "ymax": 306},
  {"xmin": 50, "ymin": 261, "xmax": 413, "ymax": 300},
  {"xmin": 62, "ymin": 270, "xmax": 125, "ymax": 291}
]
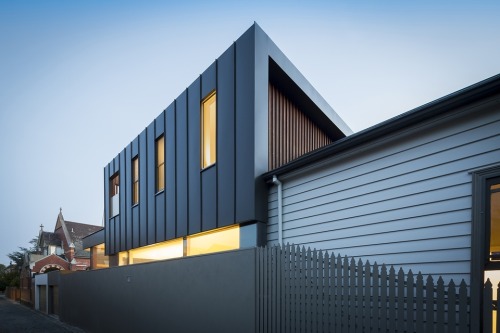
[{"xmin": 268, "ymin": 99, "xmax": 500, "ymax": 285}]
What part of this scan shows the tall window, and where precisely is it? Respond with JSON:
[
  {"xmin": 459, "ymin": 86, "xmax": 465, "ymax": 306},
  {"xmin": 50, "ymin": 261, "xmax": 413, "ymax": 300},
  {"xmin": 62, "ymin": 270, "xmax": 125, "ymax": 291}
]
[
  {"xmin": 471, "ymin": 167, "xmax": 500, "ymax": 330},
  {"xmin": 110, "ymin": 173, "xmax": 119, "ymax": 217},
  {"xmin": 132, "ymin": 157, "xmax": 139, "ymax": 205},
  {"xmin": 488, "ymin": 178, "xmax": 500, "ymax": 263},
  {"xmin": 156, "ymin": 136, "xmax": 165, "ymax": 192},
  {"xmin": 201, "ymin": 92, "xmax": 216, "ymax": 168}
]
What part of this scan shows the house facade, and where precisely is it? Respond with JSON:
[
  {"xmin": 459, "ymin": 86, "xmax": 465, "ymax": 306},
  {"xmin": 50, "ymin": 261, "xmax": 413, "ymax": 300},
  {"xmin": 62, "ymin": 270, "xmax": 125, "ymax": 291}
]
[
  {"xmin": 79, "ymin": 23, "xmax": 500, "ymax": 331},
  {"xmin": 264, "ymin": 74, "xmax": 500, "ymax": 331},
  {"xmin": 97, "ymin": 23, "xmax": 351, "ymax": 265},
  {"xmin": 23, "ymin": 210, "xmax": 102, "ymax": 278}
]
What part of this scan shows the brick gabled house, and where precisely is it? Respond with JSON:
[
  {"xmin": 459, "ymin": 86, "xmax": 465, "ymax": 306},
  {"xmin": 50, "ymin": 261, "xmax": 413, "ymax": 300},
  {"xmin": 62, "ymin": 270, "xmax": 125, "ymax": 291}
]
[{"xmin": 26, "ymin": 210, "xmax": 103, "ymax": 276}]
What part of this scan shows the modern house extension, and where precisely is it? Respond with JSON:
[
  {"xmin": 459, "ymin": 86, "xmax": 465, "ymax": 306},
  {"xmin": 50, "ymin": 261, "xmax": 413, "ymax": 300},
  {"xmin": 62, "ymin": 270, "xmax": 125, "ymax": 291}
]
[
  {"xmin": 76, "ymin": 23, "xmax": 500, "ymax": 331},
  {"xmin": 89, "ymin": 23, "xmax": 351, "ymax": 266}
]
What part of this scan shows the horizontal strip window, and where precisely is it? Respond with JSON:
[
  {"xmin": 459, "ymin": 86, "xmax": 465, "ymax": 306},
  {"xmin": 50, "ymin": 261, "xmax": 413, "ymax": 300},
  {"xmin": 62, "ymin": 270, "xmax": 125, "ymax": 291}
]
[{"xmin": 117, "ymin": 225, "xmax": 240, "ymax": 266}]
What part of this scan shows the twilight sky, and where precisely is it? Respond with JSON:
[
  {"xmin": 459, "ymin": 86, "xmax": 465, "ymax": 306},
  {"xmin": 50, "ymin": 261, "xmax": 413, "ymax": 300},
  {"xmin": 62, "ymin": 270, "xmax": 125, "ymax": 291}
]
[{"xmin": 1, "ymin": 1, "xmax": 500, "ymax": 265}]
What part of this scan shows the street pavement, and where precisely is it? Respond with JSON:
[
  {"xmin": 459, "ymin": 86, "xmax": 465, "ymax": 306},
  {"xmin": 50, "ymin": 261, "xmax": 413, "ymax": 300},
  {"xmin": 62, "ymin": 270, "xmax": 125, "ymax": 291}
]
[{"xmin": 0, "ymin": 294, "xmax": 85, "ymax": 333}]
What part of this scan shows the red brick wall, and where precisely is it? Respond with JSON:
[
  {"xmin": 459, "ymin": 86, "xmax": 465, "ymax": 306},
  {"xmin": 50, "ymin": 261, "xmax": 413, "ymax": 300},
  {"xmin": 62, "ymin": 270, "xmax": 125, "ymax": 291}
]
[{"xmin": 33, "ymin": 255, "xmax": 70, "ymax": 273}]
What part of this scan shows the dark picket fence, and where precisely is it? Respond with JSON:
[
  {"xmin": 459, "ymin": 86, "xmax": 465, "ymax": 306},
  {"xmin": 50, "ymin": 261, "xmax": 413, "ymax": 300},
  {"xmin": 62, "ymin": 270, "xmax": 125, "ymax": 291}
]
[{"xmin": 256, "ymin": 245, "xmax": 470, "ymax": 333}]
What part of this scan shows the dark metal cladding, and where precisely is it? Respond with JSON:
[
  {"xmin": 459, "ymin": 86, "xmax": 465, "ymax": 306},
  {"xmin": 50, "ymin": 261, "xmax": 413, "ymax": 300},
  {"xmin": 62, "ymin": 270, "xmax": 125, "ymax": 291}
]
[
  {"xmin": 155, "ymin": 114, "xmax": 166, "ymax": 243},
  {"xmin": 235, "ymin": 24, "xmax": 255, "ymax": 223},
  {"xmin": 201, "ymin": 62, "xmax": 217, "ymax": 231},
  {"xmin": 103, "ymin": 165, "xmax": 110, "ymax": 255},
  {"xmin": 131, "ymin": 135, "xmax": 140, "ymax": 249},
  {"xmin": 217, "ymin": 44, "xmax": 236, "ymax": 228},
  {"xmin": 102, "ymin": 23, "xmax": 349, "ymax": 255},
  {"xmin": 175, "ymin": 92, "xmax": 188, "ymax": 237},
  {"xmin": 202, "ymin": 166, "xmax": 217, "ymax": 231},
  {"xmin": 165, "ymin": 103, "xmax": 176, "ymax": 240},
  {"xmin": 187, "ymin": 78, "xmax": 201, "ymax": 235},
  {"xmin": 146, "ymin": 121, "xmax": 155, "ymax": 244},
  {"xmin": 138, "ymin": 130, "xmax": 147, "ymax": 247},
  {"xmin": 119, "ymin": 149, "xmax": 126, "ymax": 252},
  {"xmin": 125, "ymin": 144, "xmax": 133, "ymax": 249}
]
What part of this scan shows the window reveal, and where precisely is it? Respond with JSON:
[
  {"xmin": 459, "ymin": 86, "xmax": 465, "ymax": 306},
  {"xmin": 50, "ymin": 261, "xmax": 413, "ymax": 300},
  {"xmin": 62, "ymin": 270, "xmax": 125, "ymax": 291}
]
[
  {"xmin": 156, "ymin": 136, "xmax": 165, "ymax": 192},
  {"xmin": 132, "ymin": 157, "xmax": 139, "ymax": 205},
  {"xmin": 201, "ymin": 92, "xmax": 216, "ymax": 169},
  {"xmin": 110, "ymin": 173, "xmax": 119, "ymax": 217}
]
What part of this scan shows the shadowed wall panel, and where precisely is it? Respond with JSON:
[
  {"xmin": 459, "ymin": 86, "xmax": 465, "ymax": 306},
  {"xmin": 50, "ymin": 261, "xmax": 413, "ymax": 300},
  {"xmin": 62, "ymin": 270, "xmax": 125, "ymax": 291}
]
[
  {"xmin": 139, "ymin": 131, "xmax": 147, "ymax": 247},
  {"xmin": 217, "ymin": 45, "xmax": 235, "ymax": 227},
  {"xmin": 147, "ymin": 122, "xmax": 155, "ymax": 244},
  {"xmin": 125, "ymin": 145, "xmax": 132, "ymax": 250},
  {"xmin": 176, "ymin": 93, "xmax": 188, "ymax": 237},
  {"xmin": 119, "ymin": 149, "xmax": 126, "ymax": 252},
  {"xmin": 268, "ymin": 83, "xmax": 332, "ymax": 170},
  {"xmin": 165, "ymin": 104, "xmax": 176, "ymax": 240},
  {"xmin": 188, "ymin": 79, "xmax": 201, "ymax": 235}
]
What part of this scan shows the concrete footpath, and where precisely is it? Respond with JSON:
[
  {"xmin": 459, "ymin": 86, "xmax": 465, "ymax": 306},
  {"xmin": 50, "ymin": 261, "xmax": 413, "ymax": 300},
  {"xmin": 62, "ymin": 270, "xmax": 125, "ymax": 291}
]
[{"xmin": 0, "ymin": 294, "xmax": 85, "ymax": 333}]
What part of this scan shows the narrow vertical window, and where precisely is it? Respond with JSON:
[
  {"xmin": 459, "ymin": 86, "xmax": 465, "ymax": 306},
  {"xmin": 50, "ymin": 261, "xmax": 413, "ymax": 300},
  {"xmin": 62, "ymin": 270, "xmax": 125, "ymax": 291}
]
[
  {"xmin": 110, "ymin": 173, "xmax": 119, "ymax": 217},
  {"xmin": 201, "ymin": 92, "xmax": 216, "ymax": 169},
  {"xmin": 156, "ymin": 136, "xmax": 165, "ymax": 192},
  {"xmin": 132, "ymin": 157, "xmax": 139, "ymax": 205}
]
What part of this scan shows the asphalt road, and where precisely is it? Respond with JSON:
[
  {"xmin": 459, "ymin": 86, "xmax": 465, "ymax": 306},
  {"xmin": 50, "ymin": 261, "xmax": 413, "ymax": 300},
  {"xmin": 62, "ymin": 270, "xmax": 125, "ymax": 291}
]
[{"xmin": 0, "ymin": 294, "xmax": 85, "ymax": 333}]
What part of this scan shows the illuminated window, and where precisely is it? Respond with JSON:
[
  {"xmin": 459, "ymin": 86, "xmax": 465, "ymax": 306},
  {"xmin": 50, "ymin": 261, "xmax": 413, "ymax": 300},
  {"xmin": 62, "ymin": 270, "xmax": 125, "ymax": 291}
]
[
  {"xmin": 201, "ymin": 92, "xmax": 216, "ymax": 169},
  {"xmin": 91, "ymin": 244, "xmax": 109, "ymax": 269},
  {"xmin": 187, "ymin": 225, "xmax": 239, "ymax": 256},
  {"xmin": 120, "ymin": 238, "xmax": 183, "ymax": 265},
  {"xmin": 156, "ymin": 136, "xmax": 165, "ymax": 192},
  {"xmin": 132, "ymin": 157, "xmax": 139, "ymax": 205},
  {"xmin": 118, "ymin": 252, "xmax": 128, "ymax": 266},
  {"xmin": 109, "ymin": 173, "xmax": 119, "ymax": 217},
  {"xmin": 489, "ymin": 180, "xmax": 500, "ymax": 262}
]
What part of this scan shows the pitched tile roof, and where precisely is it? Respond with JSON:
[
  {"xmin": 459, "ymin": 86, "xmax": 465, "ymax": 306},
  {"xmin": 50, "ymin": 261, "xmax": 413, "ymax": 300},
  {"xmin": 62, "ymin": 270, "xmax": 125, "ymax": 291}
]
[{"xmin": 39, "ymin": 231, "xmax": 62, "ymax": 246}]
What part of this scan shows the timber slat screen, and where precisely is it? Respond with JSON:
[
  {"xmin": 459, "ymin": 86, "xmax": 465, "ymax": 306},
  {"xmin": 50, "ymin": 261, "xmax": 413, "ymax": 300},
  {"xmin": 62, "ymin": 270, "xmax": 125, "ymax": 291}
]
[
  {"xmin": 256, "ymin": 245, "xmax": 471, "ymax": 333},
  {"xmin": 268, "ymin": 83, "xmax": 332, "ymax": 170}
]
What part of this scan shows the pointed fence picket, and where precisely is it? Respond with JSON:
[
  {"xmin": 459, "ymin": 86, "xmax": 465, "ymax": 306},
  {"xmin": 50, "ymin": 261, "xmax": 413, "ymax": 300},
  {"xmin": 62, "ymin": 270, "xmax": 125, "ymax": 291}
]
[{"xmin": 256, "ymin": 244, "xmax": 471, "ymax": 333}]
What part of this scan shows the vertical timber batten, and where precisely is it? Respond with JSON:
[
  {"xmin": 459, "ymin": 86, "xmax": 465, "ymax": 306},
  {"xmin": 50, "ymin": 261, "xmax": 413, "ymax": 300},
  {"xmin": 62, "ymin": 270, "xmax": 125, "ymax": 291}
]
[{"xmin": 268, "ymin": 82, "xmax": 333, "ymax": 170}]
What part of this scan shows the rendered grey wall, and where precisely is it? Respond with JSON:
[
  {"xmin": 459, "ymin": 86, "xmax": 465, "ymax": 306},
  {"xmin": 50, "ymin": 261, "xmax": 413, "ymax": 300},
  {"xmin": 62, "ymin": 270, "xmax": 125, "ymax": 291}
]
[
  {"xmin": 59, "ymin": 248, "xmax": 256, "ymax": 333},
  {"xmin": 268, "ymin": 97, "xmax": 500, "ymax": 285}
]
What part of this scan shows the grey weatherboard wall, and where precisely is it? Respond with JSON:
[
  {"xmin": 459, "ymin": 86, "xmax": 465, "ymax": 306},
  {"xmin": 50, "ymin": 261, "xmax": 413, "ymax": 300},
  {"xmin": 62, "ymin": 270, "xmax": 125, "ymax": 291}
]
[
  {"xmin": 267, "ymin": 78, "xmax": 500, "ymax": 285},
  {"xmin": 103, "ymin": 23, "xmax": 351, "ymax": 255}
]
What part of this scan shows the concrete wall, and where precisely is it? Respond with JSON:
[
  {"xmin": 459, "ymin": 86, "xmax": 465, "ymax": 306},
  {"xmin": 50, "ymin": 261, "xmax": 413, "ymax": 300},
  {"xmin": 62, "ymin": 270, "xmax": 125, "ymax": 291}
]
[
  {"xmin": 59, "ymin": 248, "xmax": 256, "ymax": 333},
  {"xmin": 34, "ymin": 270, "xmax": 68, "ymax": 314},
  {"xmin": 268, "ymin": 95, "xmax": 500, "ymax": 285}
]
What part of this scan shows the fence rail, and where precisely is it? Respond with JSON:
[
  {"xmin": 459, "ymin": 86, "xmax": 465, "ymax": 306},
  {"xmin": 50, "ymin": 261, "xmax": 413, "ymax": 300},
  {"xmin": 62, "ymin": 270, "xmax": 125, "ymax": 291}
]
[{"xmin": 256, "ymin": 245, "xmax": 470, "ymax": 333}]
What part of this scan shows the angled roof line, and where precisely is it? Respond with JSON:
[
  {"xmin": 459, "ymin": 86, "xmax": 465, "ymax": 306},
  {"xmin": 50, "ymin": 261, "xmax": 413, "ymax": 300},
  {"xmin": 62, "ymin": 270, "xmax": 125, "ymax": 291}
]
[
  {"xmin": 264, "ymin": 72, "xmax": 500, "ymax": 181},
  {"xmin": 254, "ymin": 22, "xmax": 353, "ymax": 138}
]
